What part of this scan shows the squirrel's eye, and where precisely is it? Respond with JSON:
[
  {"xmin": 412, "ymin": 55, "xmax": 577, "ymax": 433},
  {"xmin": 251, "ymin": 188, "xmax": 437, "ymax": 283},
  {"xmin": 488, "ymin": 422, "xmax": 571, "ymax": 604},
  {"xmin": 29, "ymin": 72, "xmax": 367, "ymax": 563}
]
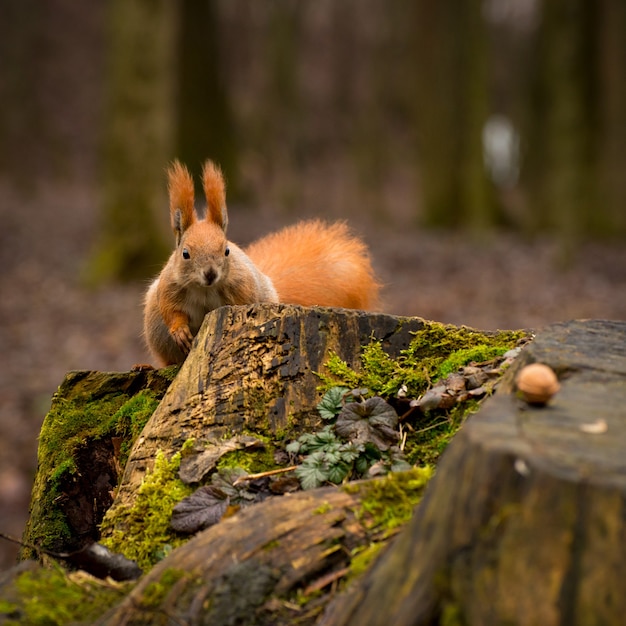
[
  {"xmin": 182, "ymin": 248, "xmax": 191, "ymax": 260},
  {"xmin": 224, "ymin": 246, "xmax": 230, "ymax": 257}
]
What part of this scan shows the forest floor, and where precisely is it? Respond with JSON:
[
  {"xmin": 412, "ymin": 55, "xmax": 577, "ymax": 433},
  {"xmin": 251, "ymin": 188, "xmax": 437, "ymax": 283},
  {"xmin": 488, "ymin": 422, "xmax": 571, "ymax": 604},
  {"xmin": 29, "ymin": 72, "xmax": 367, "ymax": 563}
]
[{"xmin": 1, "ymin": 180, "xmax": 626, "ymax": 568}]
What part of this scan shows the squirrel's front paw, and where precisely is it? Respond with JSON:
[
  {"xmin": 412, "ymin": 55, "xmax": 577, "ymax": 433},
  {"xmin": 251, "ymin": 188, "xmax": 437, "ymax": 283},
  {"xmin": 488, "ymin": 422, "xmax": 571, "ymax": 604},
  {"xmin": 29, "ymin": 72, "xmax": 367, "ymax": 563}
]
[{"xmin": 171, "ymin": 325, "xmax": 194, "ymax": 354}]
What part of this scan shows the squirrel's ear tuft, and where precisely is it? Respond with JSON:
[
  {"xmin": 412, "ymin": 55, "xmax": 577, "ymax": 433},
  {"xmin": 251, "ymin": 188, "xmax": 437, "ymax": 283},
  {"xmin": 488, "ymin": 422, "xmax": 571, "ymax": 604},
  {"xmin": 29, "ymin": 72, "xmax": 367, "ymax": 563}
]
[
  {"xmin": 167, "ymin": 160, "xmax": 196, "ymax": 244},
  {"xmin": 202, "ymin": 160, "xmax": 228, "ymax": 232}
]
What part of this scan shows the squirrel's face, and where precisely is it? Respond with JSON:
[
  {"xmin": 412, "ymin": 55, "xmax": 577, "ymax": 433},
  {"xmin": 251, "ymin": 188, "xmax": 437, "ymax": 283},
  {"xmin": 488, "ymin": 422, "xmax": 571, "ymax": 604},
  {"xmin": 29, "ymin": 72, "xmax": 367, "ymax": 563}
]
[{"xmin": 176, "ymin": 221, "xmax": 230, "ymax": 288}]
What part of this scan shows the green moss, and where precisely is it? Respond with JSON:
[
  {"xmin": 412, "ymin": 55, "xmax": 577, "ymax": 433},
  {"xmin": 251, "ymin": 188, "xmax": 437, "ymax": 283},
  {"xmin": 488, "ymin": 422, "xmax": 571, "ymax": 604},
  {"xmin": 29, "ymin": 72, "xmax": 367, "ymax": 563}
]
[
  {"xmin": 0, "ymin": 600, "xmax": 18, "ymax": 615},
  {"xmin": 180, "ymin": 437, "xmax": 196, "ymax": 458},
  {"xmin": 436, "ymin": 345, "xmax": 509, "ymax": 379},
  {"xmin": 159, "ymin": 365, "xmax": 181, "ymax": 382},
  {"xmin": 319, "ymin": 321, "xmax": 525, "ymax": 398},
  {"xmin": 140, "ymin": 568, "xmax": 187, "ymax": 609},
  {"xmin": 216, "ymin": 447, "xmax": 278, "ymax": 474},
  {"xmin": 100, "ymin": 450, "xmax": 193, "ymax": 572},
  {"xmin": 38, "ymin": 393, "xmax": 126, "ymax": 487},
  {"xmin": 349, "ymin": 541, "xmax": 386, "ymax": 578},
  {"xmin": 345, "ymin": 466, "xmax": 434, "ymax": 533},
  {"xmin": 440, "ymin": 602, "xmax": 466, "ymax": 626},
  {"xmin": 3, "ymin": 565, "xmax": 129, "ymax": 625},
  {"xmin": 113, "ymin": 391, "xmax": 162, "ymax": 466},
  {"xmin": 404, "ymin": 399, "xmax": 481, "ymax": 467},
  {"xmin": 339, "ymin": 468, "xmax": 434, "ymax": 590},
  {"xmin": 245, "ymin": 385, "xmax": 278, "ymax": 431},
  {"xmin": 313, "ymin": 502, "xmax": 333, "ymax": 515},
  {"xmin": 317, "ymin": 322, "xmax": 526, "ymax": 473}
]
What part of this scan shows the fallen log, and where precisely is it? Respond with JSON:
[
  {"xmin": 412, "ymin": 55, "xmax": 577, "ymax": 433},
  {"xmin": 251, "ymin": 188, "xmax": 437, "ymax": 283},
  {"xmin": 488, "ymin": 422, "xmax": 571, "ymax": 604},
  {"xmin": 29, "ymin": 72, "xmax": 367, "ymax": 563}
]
[{"xmin": 96, "ymin": 471, "xmax": 431, "ymax": 626}]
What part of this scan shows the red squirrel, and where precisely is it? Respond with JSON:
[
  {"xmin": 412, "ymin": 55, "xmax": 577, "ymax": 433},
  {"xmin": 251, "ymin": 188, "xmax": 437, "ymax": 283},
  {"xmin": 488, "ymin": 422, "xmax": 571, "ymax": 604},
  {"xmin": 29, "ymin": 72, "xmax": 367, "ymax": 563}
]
[{"xmin": 144, "ymin": 159, "xmax": 381, "ymax": 365}]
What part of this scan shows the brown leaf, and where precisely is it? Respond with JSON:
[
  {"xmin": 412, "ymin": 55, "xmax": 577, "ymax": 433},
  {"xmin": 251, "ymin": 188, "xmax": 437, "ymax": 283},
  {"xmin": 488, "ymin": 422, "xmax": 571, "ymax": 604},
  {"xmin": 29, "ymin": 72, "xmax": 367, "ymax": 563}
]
[
  {"xmin": 179, "ymin": 435, "xmax": 265, "ymax": 484},
  {"xmin": 170, "ymin": 485, "xmax": 230, "ymax": 534}
]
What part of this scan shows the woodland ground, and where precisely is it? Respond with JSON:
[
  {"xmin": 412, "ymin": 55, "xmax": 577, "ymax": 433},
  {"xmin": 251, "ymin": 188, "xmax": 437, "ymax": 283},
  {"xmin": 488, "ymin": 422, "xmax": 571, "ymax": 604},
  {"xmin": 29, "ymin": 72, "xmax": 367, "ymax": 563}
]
[{"xmin": 1, "ymin": 180, "xmax": 625, "ymax": 569}]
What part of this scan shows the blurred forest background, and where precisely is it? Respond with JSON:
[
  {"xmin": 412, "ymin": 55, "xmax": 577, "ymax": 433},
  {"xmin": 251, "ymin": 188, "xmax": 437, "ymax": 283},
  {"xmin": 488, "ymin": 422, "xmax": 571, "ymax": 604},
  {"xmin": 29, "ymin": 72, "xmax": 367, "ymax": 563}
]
[{"xmin": 1, "ymin": 0, "xmax": 625, "ymax": 568}]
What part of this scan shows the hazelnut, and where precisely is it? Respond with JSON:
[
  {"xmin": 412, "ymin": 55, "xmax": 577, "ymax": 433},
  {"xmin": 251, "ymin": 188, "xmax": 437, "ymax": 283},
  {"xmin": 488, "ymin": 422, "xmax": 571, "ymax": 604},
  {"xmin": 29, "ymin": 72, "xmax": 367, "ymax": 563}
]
[{"xmin": 516, "ymin": 363, "xmax": 560, "ymax": 405}]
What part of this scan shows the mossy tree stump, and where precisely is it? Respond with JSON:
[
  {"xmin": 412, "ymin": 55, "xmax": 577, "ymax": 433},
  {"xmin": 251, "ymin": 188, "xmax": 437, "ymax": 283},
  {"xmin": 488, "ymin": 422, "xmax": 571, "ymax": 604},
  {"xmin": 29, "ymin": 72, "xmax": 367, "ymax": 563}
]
[
  {"xmin": 21, "ymin": 367, "xmax": 177, "ymax": 559},
  {"xmin": 321, "ymin": 319, "xmax": 626, "ymax": 626},
  {"xmin": 103, "ymin": 304, "xmax": 429, "ymax": 526}
]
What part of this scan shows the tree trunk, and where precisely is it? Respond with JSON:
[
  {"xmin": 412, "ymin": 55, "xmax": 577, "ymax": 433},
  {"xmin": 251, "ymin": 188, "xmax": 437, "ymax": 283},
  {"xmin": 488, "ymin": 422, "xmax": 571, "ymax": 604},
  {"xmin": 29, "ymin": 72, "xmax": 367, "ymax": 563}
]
[
  {"xmin": 88, "ymin": 0, "xmax": 175, "ymax": 282},
  {"xmin": 20, "ymin": 368, "xmax": 177, "ymax": 559},
  {"xmin": 176, "ymin": 0, "xmax": 238, "ymax": 195},
  {"xmin": 11, "ymin": 317, "xmax": 626, "ymax": 625},
  {"xmin": 526, "ymin": 0, "xmax": 597, "ymax": 258},
  {"xmin": 321, "ymin": 319, "xmax": 626, "ymax": 626}
]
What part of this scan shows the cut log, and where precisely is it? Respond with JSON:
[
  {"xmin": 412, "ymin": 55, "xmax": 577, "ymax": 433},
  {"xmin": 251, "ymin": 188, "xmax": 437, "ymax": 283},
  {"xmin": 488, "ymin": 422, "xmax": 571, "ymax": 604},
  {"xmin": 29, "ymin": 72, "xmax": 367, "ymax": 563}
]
[{"xmin": 320, "ymin": 319, "xmax": 626, "ymax": 626}]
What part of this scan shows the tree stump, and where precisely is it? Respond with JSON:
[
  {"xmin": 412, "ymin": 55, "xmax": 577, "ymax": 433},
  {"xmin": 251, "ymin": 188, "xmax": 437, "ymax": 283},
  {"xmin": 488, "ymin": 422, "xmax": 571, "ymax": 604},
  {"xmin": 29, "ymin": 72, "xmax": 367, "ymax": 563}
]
[
  {"xmin": 104, "ymin": 304, "xmax": 426, "ymax": 522},
  {"xmin": 20, "ymin": 367, "xmax": 176, "ymax": 558},
  {"xmin": 320, "ymin": 319, "xmax": 626, "ymax": 626}
]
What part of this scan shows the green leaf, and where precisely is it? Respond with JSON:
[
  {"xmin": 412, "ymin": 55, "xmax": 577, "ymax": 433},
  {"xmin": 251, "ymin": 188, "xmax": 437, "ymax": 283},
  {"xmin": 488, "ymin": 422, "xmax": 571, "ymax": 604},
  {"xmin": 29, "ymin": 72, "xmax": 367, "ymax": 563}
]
[
  {"xmin": 317, "ymin": 386, "xmax": 349, "ymax": 420},
  {"xmin": 295, "ymin": 452, "xmax": 330, "ymax": 490},
  {"xmin": 355, "ymin": 454, "xmax": 372, "ymax": 475},
  {"xmin": 285, "ymin": 440, "xmax": 302, "ymax": 455},
  {"xmin": 338, "ymin": 443, "xmax": 360, "ymax": 463},
  {"xmin": 292, "ymin": 426, "xmax": 339, "ymax": 454},
  {"xmin": 390, "ymin": 458, "xmax": 412, "ymax": 473},
  {"xmin": 327, "ymin": 462, "xmax": 350, "ymax": 484}
]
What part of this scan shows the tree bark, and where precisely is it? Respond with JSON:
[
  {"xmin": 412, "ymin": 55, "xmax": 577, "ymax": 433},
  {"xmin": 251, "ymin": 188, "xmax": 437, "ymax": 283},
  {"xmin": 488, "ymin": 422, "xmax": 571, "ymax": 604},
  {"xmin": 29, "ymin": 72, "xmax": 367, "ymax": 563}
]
[{"xmin": 320, "ymin": 319, "xmax": 626, "ymax": 626}]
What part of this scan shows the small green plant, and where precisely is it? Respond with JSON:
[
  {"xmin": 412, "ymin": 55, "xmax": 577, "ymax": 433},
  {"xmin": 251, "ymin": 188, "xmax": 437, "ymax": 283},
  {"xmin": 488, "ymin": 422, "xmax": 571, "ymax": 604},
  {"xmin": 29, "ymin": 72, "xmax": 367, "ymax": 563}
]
[{"xmin": 288, "ymin": 388, "xmax": 411, "ymax": 489}]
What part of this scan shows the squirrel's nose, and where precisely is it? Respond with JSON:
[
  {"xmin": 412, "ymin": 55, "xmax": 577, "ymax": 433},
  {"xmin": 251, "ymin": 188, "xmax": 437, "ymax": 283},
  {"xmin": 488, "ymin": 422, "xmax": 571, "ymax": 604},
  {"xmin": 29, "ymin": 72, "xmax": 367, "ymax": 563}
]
[{"xmin": 204, "ymin": 268, "xmax": 217, "ymax": 286}]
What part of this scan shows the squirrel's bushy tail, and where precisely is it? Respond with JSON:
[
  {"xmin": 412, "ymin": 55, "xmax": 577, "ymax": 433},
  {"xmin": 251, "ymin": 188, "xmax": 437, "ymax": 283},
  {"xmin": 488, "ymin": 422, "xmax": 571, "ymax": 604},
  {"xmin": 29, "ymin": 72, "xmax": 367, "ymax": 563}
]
[{"xmin": 246, "ymin": 220, "xmax": 380, "ymax": 310}]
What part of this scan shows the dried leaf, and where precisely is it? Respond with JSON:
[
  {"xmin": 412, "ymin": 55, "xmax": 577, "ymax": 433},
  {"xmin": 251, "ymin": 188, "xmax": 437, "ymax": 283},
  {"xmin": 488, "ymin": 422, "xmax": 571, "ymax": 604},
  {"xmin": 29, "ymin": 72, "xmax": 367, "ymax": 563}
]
[
  {"xmin": 410, "ymin": 386, "xmax": 448, "ymax": 412},
  {"xmin": 462, "ymin": 366, "xmax": 489, "ymax": 390},
  {"xmin": 445, "ymin": 373, "xmax": 467, "ymax": 394},
  {"xmin": 269, "ymin": 475, "xmax": 301, "ymax": 494},
  {"xmin": 179, "ymin": 435, "xmax": 265, "ymax": 484},
  {"xmin": 170, "ymin": 485, "xmax": 230, "ymax": 534}
]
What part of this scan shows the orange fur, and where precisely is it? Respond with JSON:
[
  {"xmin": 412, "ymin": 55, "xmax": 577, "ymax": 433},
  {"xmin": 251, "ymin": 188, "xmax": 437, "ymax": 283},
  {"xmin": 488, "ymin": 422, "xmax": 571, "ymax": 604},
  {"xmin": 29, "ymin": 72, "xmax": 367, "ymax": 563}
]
[
  {"xmin": 202, "ymin": 160, "xmax": 227, "ymax": 229},
  {"xmin": 167, "ymin": 161, "xmax": 196, "ymax": 234},
  {"xmin": 246, "ymin": 220, "xmax": 380, "ymax": 310}
]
